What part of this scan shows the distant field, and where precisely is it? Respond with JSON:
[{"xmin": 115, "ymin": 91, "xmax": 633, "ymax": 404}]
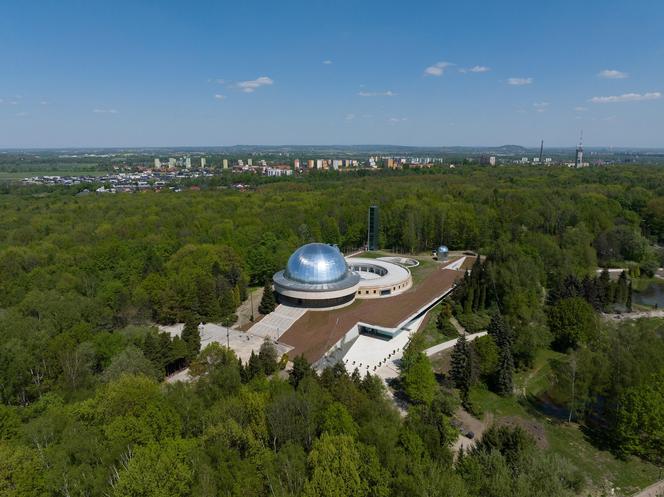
[{"xmin": 0, "ymin": 169, "xmax": 108, "ymax": 180}]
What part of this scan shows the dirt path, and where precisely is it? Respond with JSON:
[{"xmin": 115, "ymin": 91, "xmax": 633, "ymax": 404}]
[
  {"xmin": 449, "ymin": 316, "xmax": 466, "ymax": 335},
  {"xmin": 452, "ymin": 408, "xmax": 491, "ymax": 455}
]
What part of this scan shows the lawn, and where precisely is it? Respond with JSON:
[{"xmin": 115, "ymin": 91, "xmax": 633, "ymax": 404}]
[
  {"xmin": 468, "ymin": 349, "xmax": 662, "ymax": 496},
  {"xmin": 411, "ymin": 303, "xmax": 458, "ymax": 353},
  {"xmin": 353, "ymin": 250, "xmax": 440, "ymax": 284}
]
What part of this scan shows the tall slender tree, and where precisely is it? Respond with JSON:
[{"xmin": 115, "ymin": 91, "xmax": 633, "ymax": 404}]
[
  {"xmin": 259, "ymin": 280, "xmax": 277, "ymax": 315},
  {"xmin": 450, "ymin": 334, "xmax": 473, "ymax": 405}
]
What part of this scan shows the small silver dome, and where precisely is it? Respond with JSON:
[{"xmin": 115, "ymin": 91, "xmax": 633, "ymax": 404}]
[{"xmin": 285, "ymin": 243, "xmax": 349, "ymax": 284}]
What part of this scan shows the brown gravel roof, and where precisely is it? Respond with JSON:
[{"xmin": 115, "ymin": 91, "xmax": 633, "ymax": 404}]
[{"xmin": 279, "ymin": 265, "xmax": 465, "ymax": 363}]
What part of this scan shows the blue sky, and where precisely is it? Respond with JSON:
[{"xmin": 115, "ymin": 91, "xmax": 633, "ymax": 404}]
[{"xmin": 1, "ymin": 0, "xmax": 663, "ymax": 148}]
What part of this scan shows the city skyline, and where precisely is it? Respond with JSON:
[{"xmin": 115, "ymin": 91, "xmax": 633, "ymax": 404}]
[{"xmin": 1, "ymin": 0, "xmax": 663, "ymax": 148}]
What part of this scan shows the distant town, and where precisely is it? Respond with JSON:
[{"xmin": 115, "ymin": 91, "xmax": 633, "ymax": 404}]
[{"xmin": 13, "ymin": 139, "xmax": 651, "ymax": 191}]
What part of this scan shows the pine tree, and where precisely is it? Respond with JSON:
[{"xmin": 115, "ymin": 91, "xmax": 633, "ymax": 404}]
[
  {"xmin": 496, "ymin": 346, "xmax": 514, "ymax": 396},
  {"xmin": 259, "ymin": 280, "xmax": 277, "ymax": 314},
  {"xmin": 181, "ymin": 319, "xmax": 201, "ymax": 361},
  {"xmin": 451, "ymin": 334, "xmax": 473, "ymax": 404},
  {"xmin": 289, "ymin": 354, "xmax": 313, "ymax": 388},
  {"xmin": 488, "ymin": 312, "xmax": 512, "ymax": 350},
  {"xmin": 488, "ymin": 312, "xmax": 514, "ymax": 396},
  {"xmin": 246, "ymin": 351, "xmax": 263, "ymax": 380}
]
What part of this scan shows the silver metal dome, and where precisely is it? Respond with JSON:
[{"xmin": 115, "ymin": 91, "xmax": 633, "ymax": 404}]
[{"xmin": 284, "ymin": 243, "xmax": 350, "ymax": 284}]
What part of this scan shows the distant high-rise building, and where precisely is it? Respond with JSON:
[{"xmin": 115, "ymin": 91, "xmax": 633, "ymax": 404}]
[
  {"xmin": 247, "ymin": 158, "xmax": 253, "ymax": 166},
  {"xmin": 367, "ymin": 205, "xmax": 379, "ymax": 251},
  {"xmin": 307, "ymin": 159, "xmax": 315, "ymax": 169},
  {"xmin": 575, "ymin": 131, "xmax": 584, "ymax": 168},
  {"xmin": 294, "ymin": 159, "xmax": 301, "ymax": 169},
  {"xmin": 154, "ymin": 158, "xmax": 161, "ymax": 168},
  {"xmin": 200, "ymin": 157, "xmax": 206, "ymax": 168},
  {"xmin": 168, "ymin": 158, "xmax": 176, "ymax": 168},
  {"xmin": 386, "ymin": 158, "xmax": 396, "ymax": 169},
  {"xmin": 480, "ymin": 156, "xmax": 496, "ymax": 166},
  {"xmin": 222, "ymin": 159, "xmax": 229, "ymax": 169},
  {"xmin": 316, "ymin": 159, "xmax": 323, "ymax": 169},
  {"xmin": 185, "ymin": 157, "xmax": 192, "ymax": 169}
]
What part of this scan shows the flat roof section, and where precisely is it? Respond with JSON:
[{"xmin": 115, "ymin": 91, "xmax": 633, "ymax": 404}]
[{"xmin": 279, "ymin": 265, "xmax": 464, "ymax": 363}]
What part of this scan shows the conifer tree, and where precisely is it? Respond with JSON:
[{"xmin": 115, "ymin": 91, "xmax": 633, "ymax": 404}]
[
  {"xmin": 496, "ymin": 346, "xmax": 514, "ymax": 396},
  {"xmin": 451, "ymin": 334, "xmax": 473, "ymax": 405},
  {"xmin": 488, "ymin": 312, "xmax": 514, "ymax": 396},
  {"xmin": 259, "ymin": 280, "xmax": 277, "ymax": 314},
  {"xmin": 181, "ymin": 319, "xmax": 201, "ymax": 361}
]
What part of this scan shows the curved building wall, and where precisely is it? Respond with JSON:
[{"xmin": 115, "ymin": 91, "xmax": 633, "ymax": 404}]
[{"xmin": 346, "ymin": 258, "xmax": 412, "ymax": 299}]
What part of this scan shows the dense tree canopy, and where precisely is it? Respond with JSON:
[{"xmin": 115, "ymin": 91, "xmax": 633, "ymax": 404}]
[{"xmin": 1, "ymin": 165, "xmax": 664, "ymax": 495}]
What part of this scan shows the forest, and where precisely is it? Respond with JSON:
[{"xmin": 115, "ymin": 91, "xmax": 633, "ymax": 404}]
[{"xmin": 0, "ymin": 165, "xmax": 663, "ymax": 496}]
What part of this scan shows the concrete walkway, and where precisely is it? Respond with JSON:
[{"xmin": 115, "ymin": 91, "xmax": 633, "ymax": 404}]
[
  {"xmin": 233, "ymin": 286, "xmax": 264, "ymax": 329},
  {"xmin": 602, "ymin": 310, "xmax": 664, "ymax": 321},
  {"xmin": 631, "ymin": 479, "xmax": 664, "ymax": 497},
  {"xmin": 423, "ymin": 331, "xmax": 487, "ymax": 356}
]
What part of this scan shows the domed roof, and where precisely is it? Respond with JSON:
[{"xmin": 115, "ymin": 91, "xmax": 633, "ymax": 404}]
[{"xmin": 285, "ymin": 243, "xmax": 350, "ymax": 284}]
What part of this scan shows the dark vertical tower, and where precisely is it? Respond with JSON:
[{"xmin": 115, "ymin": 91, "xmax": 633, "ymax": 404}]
[
  {"xmin": 367, "ymin": 205, "xmax": 379, "ymax": 251},
  {"xmin": 539, "ymin": 140, "xmax": 544, "ymax": 163},
  {"xmin": 575, "ymin": 130, "xmax": 584, "ymax": 168}
]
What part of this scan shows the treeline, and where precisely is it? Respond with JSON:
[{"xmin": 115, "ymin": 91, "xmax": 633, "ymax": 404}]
[{"xmin": 0, "ymin": 350, "xmax": 584, "ymax": 497}]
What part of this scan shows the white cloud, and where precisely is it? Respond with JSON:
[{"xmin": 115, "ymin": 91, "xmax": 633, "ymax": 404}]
[
  {"xmin": 8, "ymin": 100, "xmax": 19, "ymax": 105},
  {"xmin": 214, "ymin": 94, "xmax": 226, "ymax": 100},
  {"xmin": 93, "ymin": 108, "xmax": 118, "ymax": 114},
  {"xmin": 237, "ymin": 76, "xmax": 273, "ymax": 93},
  {"xmin": 322, "ymin": 60, "xmax": 333, "ymax": 65},
  {"xmin": 460, "ymin": 65, "xmax": 490, "ymax": 74},
  {"xmin": 590, "ymin": 92, "xmax": 661, "ymax": 103},
  {"xmin": 345, "ymin": 113, "xmax": 356, "ymax": 120},
  {"xmin": 507, "ymin": 77, "xmax": 533, "ymax": 86},
  {"xmin": 533, "ymin": 102, "xmax": 549, "ymax": 112},
  {"xmin": 574, "ymin": 106, "xmax": 588, "ymax": 112},
  {"xmin": 388, "ymin": 117, "xmax": 407, "ymax": 123},
  {"xmin": 40, "ymin": 100, "xmax": 48, "ymax": 105},
  {"xmin": 357, "ymin": 90, "xmax": 397, "ymax": 97},
  {"xmin": 424, "ymin": 61, "xmax": 454, "ymax": 76},
  {"xmin": 0, "ymin": 98, "xmax": 3, "ymax": 104},
  {"xmin": 15, "ymin": 112, "xmax": 28, "ymax": 117},
  {"xmin": 598, "ymin": 69, "xmax": 628, "ymax": 79}
]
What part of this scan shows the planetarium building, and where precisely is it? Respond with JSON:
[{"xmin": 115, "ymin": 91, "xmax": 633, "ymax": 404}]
[
  {"xmin": 273, "ymin": 243, "xmax": 361, "ymax": 309},
  {"xmin": 273, "ymin": 243, "xmax": 413, "ymax": 309}
]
